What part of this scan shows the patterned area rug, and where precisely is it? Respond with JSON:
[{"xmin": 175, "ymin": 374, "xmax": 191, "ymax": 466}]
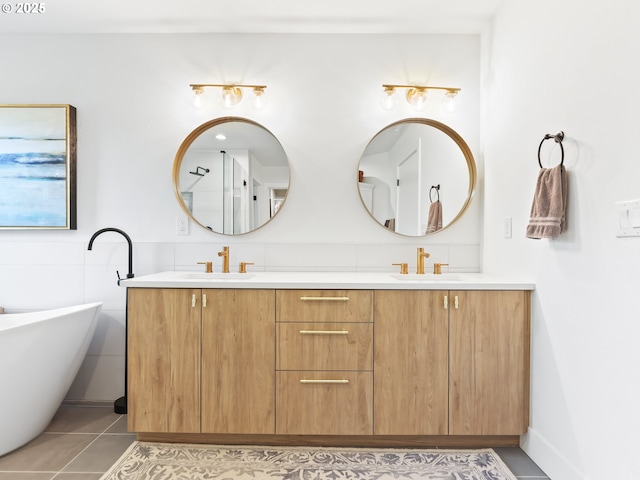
[{"xmin": 100, "ymin": 442, "xmax": 518, "ymax": 480}]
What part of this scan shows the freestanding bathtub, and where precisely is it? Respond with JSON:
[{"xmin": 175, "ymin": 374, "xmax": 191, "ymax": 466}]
[{"xmin": 0, "ymin": 302, "xmax": 103, "ymax": 456}]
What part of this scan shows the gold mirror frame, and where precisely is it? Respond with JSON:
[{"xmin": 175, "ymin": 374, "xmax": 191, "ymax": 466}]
[
  {"xmin": 172, "ymin": 116, "xmax": 290, "ymax": 235},
  {"xmin": 357, "ymin": 118, "xmax": 476, "ymax": 236}
]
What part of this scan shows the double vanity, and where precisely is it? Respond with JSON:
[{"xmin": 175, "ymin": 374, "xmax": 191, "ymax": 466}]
[
  {"xmin": 144, "ymin": 90, "xmax": 523, "ymax": 447},
  {"xmin": 123, "ymin": 270, "xmax": 534, "ymax": 447}
]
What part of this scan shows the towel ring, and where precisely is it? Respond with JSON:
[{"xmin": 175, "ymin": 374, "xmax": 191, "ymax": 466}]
[
  {"xmin": 429, "ymin": 184, "xmax": 440, "ymax": 203},
  {"xmin": 538, "ymin": 131, "xmax": 564, "ymax": 168}
]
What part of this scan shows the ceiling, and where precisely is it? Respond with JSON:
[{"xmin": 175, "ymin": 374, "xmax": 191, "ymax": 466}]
[{"xmin": 0, "ymin": 0, "xmax": 504, "ymax": 34}]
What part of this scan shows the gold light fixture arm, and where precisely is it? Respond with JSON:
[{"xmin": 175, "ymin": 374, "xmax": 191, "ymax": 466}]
[
  {"xmin": 190, "ymin": 83, "xmax": 267, "ymax": 91},
  {"xmin": 381, "ymin": 84, "xmax": 460, "ymax": 94}
]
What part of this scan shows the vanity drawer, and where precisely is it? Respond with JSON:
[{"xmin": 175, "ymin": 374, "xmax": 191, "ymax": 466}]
[
  {"xmin": 276, "ymin": 290, "xmax": 373, "ymax": 323},
  {"xmin": 277, "ymin": 322, "xmax": 373, "ymax": 371},
  {"xmin": 275, "ymin": 371, "xmax": 373, "ymax": 435}
]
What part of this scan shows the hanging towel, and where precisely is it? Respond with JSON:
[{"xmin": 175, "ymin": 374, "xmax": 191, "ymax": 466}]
[
  {"xmin": 526, "ymin": 164, "xmax": 568, "ymax": 239},
  {"xmin": 426, "ymin": 200, "xmax": 443, "ymax": 234}
]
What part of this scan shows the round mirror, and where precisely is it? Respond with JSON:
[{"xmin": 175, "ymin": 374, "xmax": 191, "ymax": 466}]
[
  {"xmin": 173, "ymin": 117, "xmax": 290, "ymax": 235},
  {"xmin": 357, "ymin": 118, "xmax": 476, "ymax": 236}
]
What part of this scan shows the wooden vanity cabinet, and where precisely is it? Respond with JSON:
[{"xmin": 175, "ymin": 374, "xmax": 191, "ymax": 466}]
[
  {"xmin": 127, "ymin": 288, "xmax": 276, "ymax": 435},
  {"xmin": 128, "ymin": 285, "xmax": 529, "ymax": 443},
  {"xmin": 275, "ymin": 290, "xmax": 374, "ymax": 435},
  {"xmin": 374, "ymin": 289, "xmax": 530, "ymax": 436}
]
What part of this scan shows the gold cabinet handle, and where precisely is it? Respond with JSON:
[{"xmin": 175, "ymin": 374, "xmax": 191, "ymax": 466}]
[
  {"xmin": 443, "ymin": 295, "xmax": 448, "ymax": 310},
  {"xmin": 454, "ymin": 295, "xmax": 459, "ymax": 309},
  {"xmin": 191, "ymin": 294, "xmax": 197, "ymax": 308},
  {"xmin": 299, "ymin": 379, "xmax": 349, "ymax": 384},
  {"xmin": 299, "ymin": 296, "xmax": 349, "ymax": 302},
  {"xmin": 202, "ymin": 294, "xmax": 207, "ymax": 308},
  {"xmin": 299, "ymin": 330, "xmax": 349, "ymax": 335}
]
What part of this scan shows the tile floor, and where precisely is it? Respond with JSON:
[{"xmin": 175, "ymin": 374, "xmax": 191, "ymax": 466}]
[{"xmin": 0, "ymin": 404, "xmax": 550, "ymax": 479}]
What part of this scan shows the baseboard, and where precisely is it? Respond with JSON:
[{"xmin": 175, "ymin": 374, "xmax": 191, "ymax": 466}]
[
  {"xmin": 521, "ymin": 428, "xmax": 589, "ymax": 480},
  {"xmin": 62, "ymin": 400, "xmax": 114, "ymax": 408}
]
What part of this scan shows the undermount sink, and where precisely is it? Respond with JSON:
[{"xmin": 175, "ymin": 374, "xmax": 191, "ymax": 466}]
[
  {"xmin": 390, "ymin": 273, "xmax": 464, "ymax": 281},
  {"xmin": 178, "ymin": 272, "xmax": 256, "ymax": 280}
]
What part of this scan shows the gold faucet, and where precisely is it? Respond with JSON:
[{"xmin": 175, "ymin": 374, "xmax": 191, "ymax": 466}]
[
  {"xmin": 433, "ymin": 263, "xmax": 449, "ymax": 275},
  {"xmin": 416, "ymin": 247, "xmax": 430, "ymax": 274},
  {"xmin": 218, "ymin": 246, "xmax": 230, "ymax": 273}
]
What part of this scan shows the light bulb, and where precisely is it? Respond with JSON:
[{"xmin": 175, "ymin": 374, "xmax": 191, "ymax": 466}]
[
  {"xmin": 406, "ymin": 88, "xmax": 428, "ymax": 111},
  {"xmin": 220, "ymin": 86, "xmax": 242, "ymax": 109},
  {"xmin": 251, "ymin": 87, "xmax": 268, "ymax": 110},
  {"xmin": 442, "ymin": 90, "xmax": 460, "ymax": 113},
  {"xmin": 192, "ymin": 87, "xmax": 207, "ymax": 109},
  {"xmin": 380, "ymin": 86, "xmax": 397, "ymax": 110}
]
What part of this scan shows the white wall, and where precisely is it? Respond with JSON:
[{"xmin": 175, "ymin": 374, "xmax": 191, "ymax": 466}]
[
  {"xmin": 483, "ymin": 2, "xmax": 640, "ymax": 479},
  {"xmin": 0, "ymin": 34, "xmax": 481, "ymax": 402}
]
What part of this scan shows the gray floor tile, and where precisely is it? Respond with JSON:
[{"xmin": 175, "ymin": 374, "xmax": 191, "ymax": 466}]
[
  {"xmin": 46, "ymin": 405, "xmax": 121, "ymax": 434},
  {"xmin": 493, "ymin": 447, "xmax": 548, "ymax": 478},
  {"xmin": 0, "ymin": 433, "xmax": 97, "ymax": 471},
  {"xmin": 62, "ymin": 434, "xmax": 135, "ymax": 473},
  {"xmin": 105, "ymin": 415, "xmax": 129, "ymax": 434},
  {"xmin": 0, "ymin": 474, "xmax": 54, "ymax": 480}
]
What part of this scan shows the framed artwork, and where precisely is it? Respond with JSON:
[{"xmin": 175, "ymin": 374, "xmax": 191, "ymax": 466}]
[{"xmin": 0, "ymin": 104, "xmax": 77, "ymax": 230}]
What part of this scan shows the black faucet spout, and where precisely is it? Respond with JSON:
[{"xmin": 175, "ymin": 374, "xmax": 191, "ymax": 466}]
[{"xmin": 88, "ymin": 227, "xmax": 134, "ymax": 281}]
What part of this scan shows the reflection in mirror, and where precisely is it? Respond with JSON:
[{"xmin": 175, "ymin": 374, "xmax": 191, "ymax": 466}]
[
  {"xmin": 173, "ymin": 117, "xmax": 290, "ymax": 235},
  {"xmin": 357, "ymin": 118, "xmax": 476, "ymax": 237}
]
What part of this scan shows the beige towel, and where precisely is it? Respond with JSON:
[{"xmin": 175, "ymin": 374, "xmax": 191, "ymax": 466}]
[
  {"xmin": 526, "ymin": 164, "xmax": 568, "ymax": 239},
  {"xmin": 426, "ymin": 200, "xmax": 443, "ymax": 234}
]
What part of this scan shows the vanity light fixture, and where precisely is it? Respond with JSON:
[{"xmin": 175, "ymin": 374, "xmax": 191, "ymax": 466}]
[
  {"xmin": 381, "ymin": 84, "xmax": 461, "ymax": 112},
  {"xmin": 190, "ymin": 83, "xmax": 268, "ymax": 110}
]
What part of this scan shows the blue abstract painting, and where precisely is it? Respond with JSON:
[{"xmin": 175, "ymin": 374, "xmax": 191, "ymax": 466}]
[{"xmin": 0, "ymin": 105, "xmax": 76, "ymax": 229}]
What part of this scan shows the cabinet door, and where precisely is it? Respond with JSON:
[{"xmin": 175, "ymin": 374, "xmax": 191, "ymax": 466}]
[
  {"xmin": 449, "ymin": 290, "xmax": 530, "ymax": 435},
  {"xmin": 127, "ymin": 288, "xmax": 201, "ymax": 433},
  {"xmin": 374, "ymin": 290, "xmax": 449, "ymax": 435},
  {"xmin": 201, "ymin": 289, "xmax": 276, "ymax": 434}
]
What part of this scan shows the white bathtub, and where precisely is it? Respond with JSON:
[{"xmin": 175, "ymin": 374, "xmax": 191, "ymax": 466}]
[{"xmin": 0, "ymin": 302, "xmax": 102, "ymax": 456}]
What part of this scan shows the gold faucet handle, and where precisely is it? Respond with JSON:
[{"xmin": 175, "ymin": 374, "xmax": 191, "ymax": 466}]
[
  {"xmin": 392, "ymin": 263, "xmax": 409, "ymax": 274},
  {"xmin": 239, "ymin": 262, "xmax": 254, "ymax": 273},
  {"xmin": 433, "ymin": 263, "xmax": 449, "ymax": 275},
  {"xmin": 197, "ymin": 261, "xmax": 213, "ymax": 273}
]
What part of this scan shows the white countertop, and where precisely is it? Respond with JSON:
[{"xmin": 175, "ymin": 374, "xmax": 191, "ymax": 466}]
[{"xmin": 121, "ymin": 271, "xmax": 535, "ymax": 290}]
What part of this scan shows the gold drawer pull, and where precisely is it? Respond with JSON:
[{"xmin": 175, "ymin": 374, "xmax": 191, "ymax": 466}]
[
  {"xmin": 299, "ymin": 379, "xmax": 349, "ymax": 384},
  {"xmin": 300, "ymin": 296, "xmax": 350, "ymax": 302},
  {"xmin": 299, "ymin": 330, "xmax": 349, "ymax": 335}
]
